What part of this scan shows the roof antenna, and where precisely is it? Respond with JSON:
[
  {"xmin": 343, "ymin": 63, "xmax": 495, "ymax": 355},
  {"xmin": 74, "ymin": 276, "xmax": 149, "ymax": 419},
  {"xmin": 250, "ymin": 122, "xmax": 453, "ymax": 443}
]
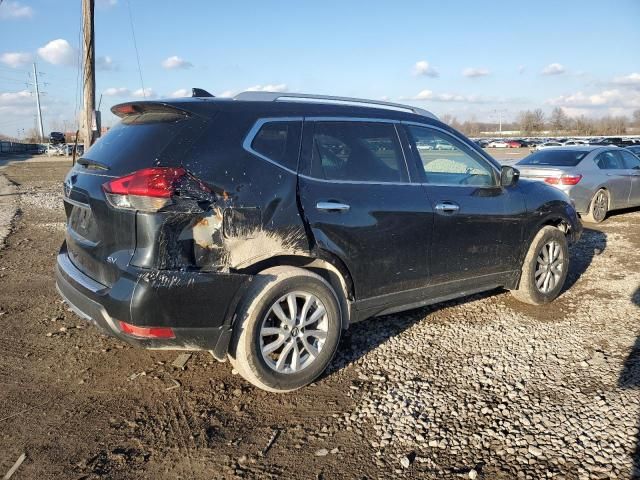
[{"xmin": 192, "ymin": 88, "xmax": 214, "ymax": 98}]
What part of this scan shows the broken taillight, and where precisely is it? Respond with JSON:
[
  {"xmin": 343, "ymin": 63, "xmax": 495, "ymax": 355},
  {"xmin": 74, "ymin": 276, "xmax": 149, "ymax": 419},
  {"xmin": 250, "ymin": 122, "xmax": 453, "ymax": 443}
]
[
  {"xmin": 119, "ymin": 320, "xmax": 175, "ymax": 339},
  {"xmin": 102, "ymin": 167, "xmax": 187, "ymax": 212},
  {"xmin": 544, "ymin": 174, "xmax": 582, "ymax": 186}
]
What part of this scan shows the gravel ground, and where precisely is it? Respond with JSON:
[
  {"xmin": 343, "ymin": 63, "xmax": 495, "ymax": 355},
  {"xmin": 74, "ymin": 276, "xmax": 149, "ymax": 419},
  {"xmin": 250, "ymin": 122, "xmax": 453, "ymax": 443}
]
[{"xmin": 0, "ymin": 157, "xmax": 639, "ymax": 479}]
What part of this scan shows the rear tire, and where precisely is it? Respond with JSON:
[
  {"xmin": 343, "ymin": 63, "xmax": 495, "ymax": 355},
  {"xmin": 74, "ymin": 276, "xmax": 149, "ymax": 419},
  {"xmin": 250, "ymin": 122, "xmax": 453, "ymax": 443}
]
[
  {"xmin": 228, "ymin": 266, "xmax": 342, "ymax": 393},
  {"xmin": 582, "ymin": 189, "xmax": 608, "ymax": 223},
  {"xmin": 511, "ymin": 226, "xmax": 569, "ymax": 305}
]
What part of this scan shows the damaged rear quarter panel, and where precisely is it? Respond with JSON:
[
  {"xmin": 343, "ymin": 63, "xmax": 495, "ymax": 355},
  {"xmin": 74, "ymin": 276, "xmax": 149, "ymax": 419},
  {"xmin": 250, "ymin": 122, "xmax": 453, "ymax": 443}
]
[{"xmin": 132, "ymin": 109, "xmax": 311, "ymax": 273}]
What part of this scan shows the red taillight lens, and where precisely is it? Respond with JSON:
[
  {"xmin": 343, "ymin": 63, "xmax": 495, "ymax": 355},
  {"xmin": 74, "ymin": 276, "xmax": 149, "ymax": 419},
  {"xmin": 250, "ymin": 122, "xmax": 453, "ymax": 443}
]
[
  {"xmin": 104, "ymin": 167, "xmax": 186, "ymax": 198},
  {"xmin": 559, "ymin": 174, "xmax": 582, "ymax": 185},
  {"xmin": 119, "ymin": 320, "xmax": 175, "ymax": 339},
  {"xmin": 102, "ymin": 167, "xmax": 187, "ymax": 212},
  {"xmin": 544, "ymin": 174, "xmax": 582, "ymax": 186}
]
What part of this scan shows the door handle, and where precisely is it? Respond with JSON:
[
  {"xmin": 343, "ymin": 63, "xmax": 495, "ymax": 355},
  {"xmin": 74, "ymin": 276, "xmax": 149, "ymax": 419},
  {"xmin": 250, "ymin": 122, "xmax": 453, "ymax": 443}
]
[
  {"xmin": 316, "ymin": 201, "xmax": 350, "ymax": 212},
  {"xmin": 434, "ymin": 202, "xmax": 460, "ymax": 214}
]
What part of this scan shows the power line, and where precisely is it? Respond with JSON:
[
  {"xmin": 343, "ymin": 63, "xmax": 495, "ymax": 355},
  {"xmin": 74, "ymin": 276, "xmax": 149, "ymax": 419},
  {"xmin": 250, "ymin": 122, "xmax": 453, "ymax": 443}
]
[{"xmin": 126, "ymin": 0, "xmax": 146, "ymax": 98}]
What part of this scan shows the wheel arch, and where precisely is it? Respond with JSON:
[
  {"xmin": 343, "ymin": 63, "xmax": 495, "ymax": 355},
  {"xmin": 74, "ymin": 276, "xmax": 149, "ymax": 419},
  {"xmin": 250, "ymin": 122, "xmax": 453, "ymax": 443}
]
[{"xmin": 234, "ymin": 252, "xmax": 354, "ymax": 330}]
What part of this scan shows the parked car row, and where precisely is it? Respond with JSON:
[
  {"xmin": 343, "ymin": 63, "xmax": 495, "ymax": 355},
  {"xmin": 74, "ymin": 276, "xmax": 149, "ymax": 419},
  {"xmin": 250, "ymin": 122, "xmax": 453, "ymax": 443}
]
[{"xmin": 473, "ymin": 136, "xmax": 640, "ymax": 150}]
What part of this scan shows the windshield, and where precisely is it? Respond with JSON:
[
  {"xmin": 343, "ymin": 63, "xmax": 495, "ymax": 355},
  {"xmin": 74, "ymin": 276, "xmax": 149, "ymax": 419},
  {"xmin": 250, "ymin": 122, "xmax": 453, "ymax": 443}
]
[{"xmin": 519, "ymin": 150, "xmax": 588, "ymax": 166}]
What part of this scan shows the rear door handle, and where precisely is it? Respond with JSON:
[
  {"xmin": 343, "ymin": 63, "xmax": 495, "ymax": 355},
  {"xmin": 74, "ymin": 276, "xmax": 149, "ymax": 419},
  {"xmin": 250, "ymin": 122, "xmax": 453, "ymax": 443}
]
[
  {"xmin": 316, "ymin": 201, "xmax": 350, "ymax": 212},
  {"xmin": 434, "ymin": 202, "xmax": 460, "ymax": 214}
]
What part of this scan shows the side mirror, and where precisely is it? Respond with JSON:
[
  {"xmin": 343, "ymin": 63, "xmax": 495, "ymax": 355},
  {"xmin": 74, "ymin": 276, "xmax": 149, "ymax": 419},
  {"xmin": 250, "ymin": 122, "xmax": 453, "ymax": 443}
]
[{"xmin": 500, "ymin": 165, "xmax": 520, "ymax": 187}]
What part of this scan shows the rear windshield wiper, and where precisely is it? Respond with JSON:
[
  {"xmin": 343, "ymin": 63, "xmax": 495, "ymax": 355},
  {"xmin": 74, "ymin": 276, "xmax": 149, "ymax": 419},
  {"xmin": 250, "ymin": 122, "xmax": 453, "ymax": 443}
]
[{"xmin": 77, "ymin": 158, "xmax": 110, "ymax": 171}]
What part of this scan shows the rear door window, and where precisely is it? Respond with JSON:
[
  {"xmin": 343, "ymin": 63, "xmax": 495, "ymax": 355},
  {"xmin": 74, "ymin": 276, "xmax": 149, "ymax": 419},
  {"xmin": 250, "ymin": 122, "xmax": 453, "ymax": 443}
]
[
  {"xmin": 249, "ymin": 120, "xmax": 302, "ymax": 171},
  {"xmin": 310, "ymin": 121, "xmax": 407, "ymax": 182}
]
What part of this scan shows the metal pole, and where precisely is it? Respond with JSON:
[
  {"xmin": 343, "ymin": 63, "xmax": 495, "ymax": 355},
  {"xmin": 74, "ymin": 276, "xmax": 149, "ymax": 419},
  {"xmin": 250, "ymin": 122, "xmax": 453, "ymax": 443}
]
[
  {"xmin": 82, "ymin": 0, "xmax": 96, "ymax": 150},
  {"xmin": 32, "ymin": 63, "xmax": 44, "ymax": 141}
]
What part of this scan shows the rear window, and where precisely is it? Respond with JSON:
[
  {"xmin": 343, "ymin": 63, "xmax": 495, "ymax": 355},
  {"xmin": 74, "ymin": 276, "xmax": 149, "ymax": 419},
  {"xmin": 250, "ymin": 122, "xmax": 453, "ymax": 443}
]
[
  {"xmin": 80, "ymin": 111, "xmax": 199, "ymax": 174},
  {"xmin": 519, "ymin": 150, "xmax": 588, "ymax": 166}
]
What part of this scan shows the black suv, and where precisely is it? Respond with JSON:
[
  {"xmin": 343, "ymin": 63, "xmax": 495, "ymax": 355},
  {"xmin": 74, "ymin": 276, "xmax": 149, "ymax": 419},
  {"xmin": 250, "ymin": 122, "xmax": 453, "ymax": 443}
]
[
  {"xmin": 56, "ymin": 91, "xmax": 582, "ymax": 392},
  {"xmin": 49, "ymin": 131, "xmax": 65, "ymax": 145}
]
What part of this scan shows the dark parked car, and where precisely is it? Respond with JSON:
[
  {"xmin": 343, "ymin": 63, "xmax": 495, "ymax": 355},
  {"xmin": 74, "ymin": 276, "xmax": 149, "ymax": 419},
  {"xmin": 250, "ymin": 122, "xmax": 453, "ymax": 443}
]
[
  {"xmin": 49, "ymin": 131, "xmax": 65, "ymax": 145},
  {"xmin": 56, "ymin": 91, "xmax": 582, "ymax": 392}
]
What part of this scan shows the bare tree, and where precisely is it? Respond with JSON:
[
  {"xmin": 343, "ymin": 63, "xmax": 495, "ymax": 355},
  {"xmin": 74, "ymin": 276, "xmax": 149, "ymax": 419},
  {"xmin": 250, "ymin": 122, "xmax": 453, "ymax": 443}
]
[
  {"xmin": 550, "ymin": 107, "xmax": 569, "ymax": 133},
  {"xmin": 518, "ymin": 109, "xmax": 546, "ymax": 134}
]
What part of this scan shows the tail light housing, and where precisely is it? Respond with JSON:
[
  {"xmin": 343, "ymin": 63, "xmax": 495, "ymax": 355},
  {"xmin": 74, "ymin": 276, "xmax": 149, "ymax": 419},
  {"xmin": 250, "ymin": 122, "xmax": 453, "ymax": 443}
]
[
  {"xmin": 102, "ymin": 167, "xmax": 187, "ymax": 212},
  {"xmin": 544, "ymin": 174, "xmax": 582, "ymax": 186}
]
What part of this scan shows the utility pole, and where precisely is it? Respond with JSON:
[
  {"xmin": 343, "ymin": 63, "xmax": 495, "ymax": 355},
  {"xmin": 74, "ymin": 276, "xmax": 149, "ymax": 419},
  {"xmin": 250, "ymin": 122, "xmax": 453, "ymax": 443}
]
[
  {"xmin": 32, "ymin": 63, "xmax": 44, "ymax": 142},
  {"xmin": 82, "ymin": 0, "xmax": 98, "ymax": 149}
]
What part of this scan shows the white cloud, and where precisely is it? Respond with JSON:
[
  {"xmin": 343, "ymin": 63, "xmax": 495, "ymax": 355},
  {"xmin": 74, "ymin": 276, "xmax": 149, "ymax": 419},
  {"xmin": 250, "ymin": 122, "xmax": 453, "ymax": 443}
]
[
  {"xmin": 161, "ymin": 56, "xmax": 193, "ymax": 69},
  {"xmin": 409, "ymin": 89, "xmax": 490, "ymax": 103},
  {"xmin": 170, "ymin": 88, "xmax": 191, "ymax": 98},
  {"xmin": 103, "ymin": 87, "xmax": 130, "ymax": 96},
  {"xmin": 413, "ymin": 60, "xmax": 439, "ymax": 78},
  {"xmin": 217, "ymin": 90, "xmax": 235, "ymax": 98},
  {"xmin": 546, "ymin": 89, "xmax": 640, "ymax": 110},
  {"xmin": 612, "ymin": 72, "xmax": 640, "ymax": 86},
  {"xmin": 462, "ymin": 67, "xmax": 490, "ymax": 78},
  {"xmin": 96, "ymin": 55, "xmax": 117, "ymax": 71},
  {"xmin": 0, "ymin": 89, "xmax": 31, "ymax": 105},
  {"xmin": 37, "ymin": 39, "xmax": 76, "ymax": 66},
  {"xmin": 518, "ymin": 65, "xmax": 526, "ymax": 74},
  {"xmin": 246, "ymin": 84, "xmax": 288, "ymax": 92},
  {"xmin": 0, "ymin": 51, "xmax": 32, "ymax": 68},
  {"xmin": 541, "ymin": 63, "xmax": 565, "ymax": 75},
  {"xmin": 132, "ymin": 87, "xmax": 156, "ymax": 98},
  {"xmin": 0, "ymin": 1, "xmax": 33, "ymax": 19}
]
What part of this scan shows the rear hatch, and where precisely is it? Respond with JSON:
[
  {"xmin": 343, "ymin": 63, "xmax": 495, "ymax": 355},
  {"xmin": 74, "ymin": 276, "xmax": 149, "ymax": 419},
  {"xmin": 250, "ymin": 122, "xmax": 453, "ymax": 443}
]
[{"xmin": 63, "ymin": 102, "xmax": 209, "ymax": 286}]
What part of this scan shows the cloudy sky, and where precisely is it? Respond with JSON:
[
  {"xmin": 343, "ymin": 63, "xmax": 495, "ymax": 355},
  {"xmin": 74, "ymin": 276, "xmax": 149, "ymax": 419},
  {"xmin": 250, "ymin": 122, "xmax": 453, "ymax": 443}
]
[{"xmin": 1, "ymin": 0, "xmax": 639, "ymax": 137}]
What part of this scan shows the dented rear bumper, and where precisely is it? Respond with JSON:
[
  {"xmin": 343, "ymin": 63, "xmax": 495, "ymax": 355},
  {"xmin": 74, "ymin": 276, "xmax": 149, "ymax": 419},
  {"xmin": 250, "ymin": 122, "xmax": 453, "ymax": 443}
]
[{"xmin": 55, "ymin": 244, "xmax": 251, "ymax": 358}]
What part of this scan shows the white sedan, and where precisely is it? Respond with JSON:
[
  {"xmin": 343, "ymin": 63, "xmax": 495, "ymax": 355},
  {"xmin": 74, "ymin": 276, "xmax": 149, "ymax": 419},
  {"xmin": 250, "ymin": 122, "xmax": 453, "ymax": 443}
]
[
  {"xmin": 488, "ymin": 140, "xmax": 509, "ymax": 148},
  {"xmin": 534, "ymin": 142, "xmax": 563, "ymax": 151}
]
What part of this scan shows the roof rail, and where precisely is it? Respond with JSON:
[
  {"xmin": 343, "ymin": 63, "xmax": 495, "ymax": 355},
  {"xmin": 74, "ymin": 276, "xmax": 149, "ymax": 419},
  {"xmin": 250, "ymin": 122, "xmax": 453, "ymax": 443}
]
[{"xmin": 233, "ymin": 91, "xmax": 438, "ymax": 120}]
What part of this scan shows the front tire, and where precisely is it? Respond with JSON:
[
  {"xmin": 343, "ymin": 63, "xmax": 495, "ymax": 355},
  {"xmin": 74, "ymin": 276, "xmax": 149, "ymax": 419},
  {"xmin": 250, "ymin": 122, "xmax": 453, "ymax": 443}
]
[
  {"xmin": 511, "ymin": 226, "xmax": 569, "ymax": 305},
  {"xmin": 582, "ymin": 189, "xmax": 608, "ymax": 223},
  {"xmin": 228, "ymin": 266, "xmax": 342, "ymax": 393}
]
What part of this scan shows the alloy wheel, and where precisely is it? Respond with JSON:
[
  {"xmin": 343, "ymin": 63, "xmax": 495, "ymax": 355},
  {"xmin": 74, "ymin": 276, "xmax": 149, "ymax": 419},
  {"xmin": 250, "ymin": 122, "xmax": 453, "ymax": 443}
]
[
  {"xmin": 259, "ymin": 292, "xmax": 329, "ymax": 374},
  {"xmin": 535, "ymin": 240, "xmax": 564, "ymax": 294},
  {"xmin": 592, "ymin": 191, "xmax": 607, "ymax": 222}
]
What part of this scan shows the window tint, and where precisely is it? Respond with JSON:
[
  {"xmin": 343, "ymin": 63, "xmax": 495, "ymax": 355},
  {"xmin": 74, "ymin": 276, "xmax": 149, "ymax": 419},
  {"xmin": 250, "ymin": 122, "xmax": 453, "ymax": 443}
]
[
  {"xmin": 406, "ymin": 125, "xmax": 496, "ymax": 186},
  {"xmin": 310, "ymin": 122, "xmax": 407, "ymax": 182},
  {"xmin": 620, "ymin": 150, "xmax": 640, "ymax": 169},
  {"xmin": 595, "ymin": 151, "xmax": 625, "ymax": 170},
  {"xmin": 518, "ymin": 150, "xmax": 588, "ymax": 167},
  {"xmin": 250, "ymin": 121, "xmax": 301, "ymax": 170}
]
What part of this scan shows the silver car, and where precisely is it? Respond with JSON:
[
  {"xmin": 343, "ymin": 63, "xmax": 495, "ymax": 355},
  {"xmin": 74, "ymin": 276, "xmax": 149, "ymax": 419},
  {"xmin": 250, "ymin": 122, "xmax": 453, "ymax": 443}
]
[{"xmin": 516, "ymin": 146, "xmax": 640, "ymax": 223}]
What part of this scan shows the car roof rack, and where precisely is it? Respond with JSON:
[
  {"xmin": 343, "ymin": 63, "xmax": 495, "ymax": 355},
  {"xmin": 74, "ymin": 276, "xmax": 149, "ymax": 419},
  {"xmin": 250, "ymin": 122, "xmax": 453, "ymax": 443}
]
[{"xmin": 233, "ymin": 91, "xmax": 438, "ymax": 120}]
